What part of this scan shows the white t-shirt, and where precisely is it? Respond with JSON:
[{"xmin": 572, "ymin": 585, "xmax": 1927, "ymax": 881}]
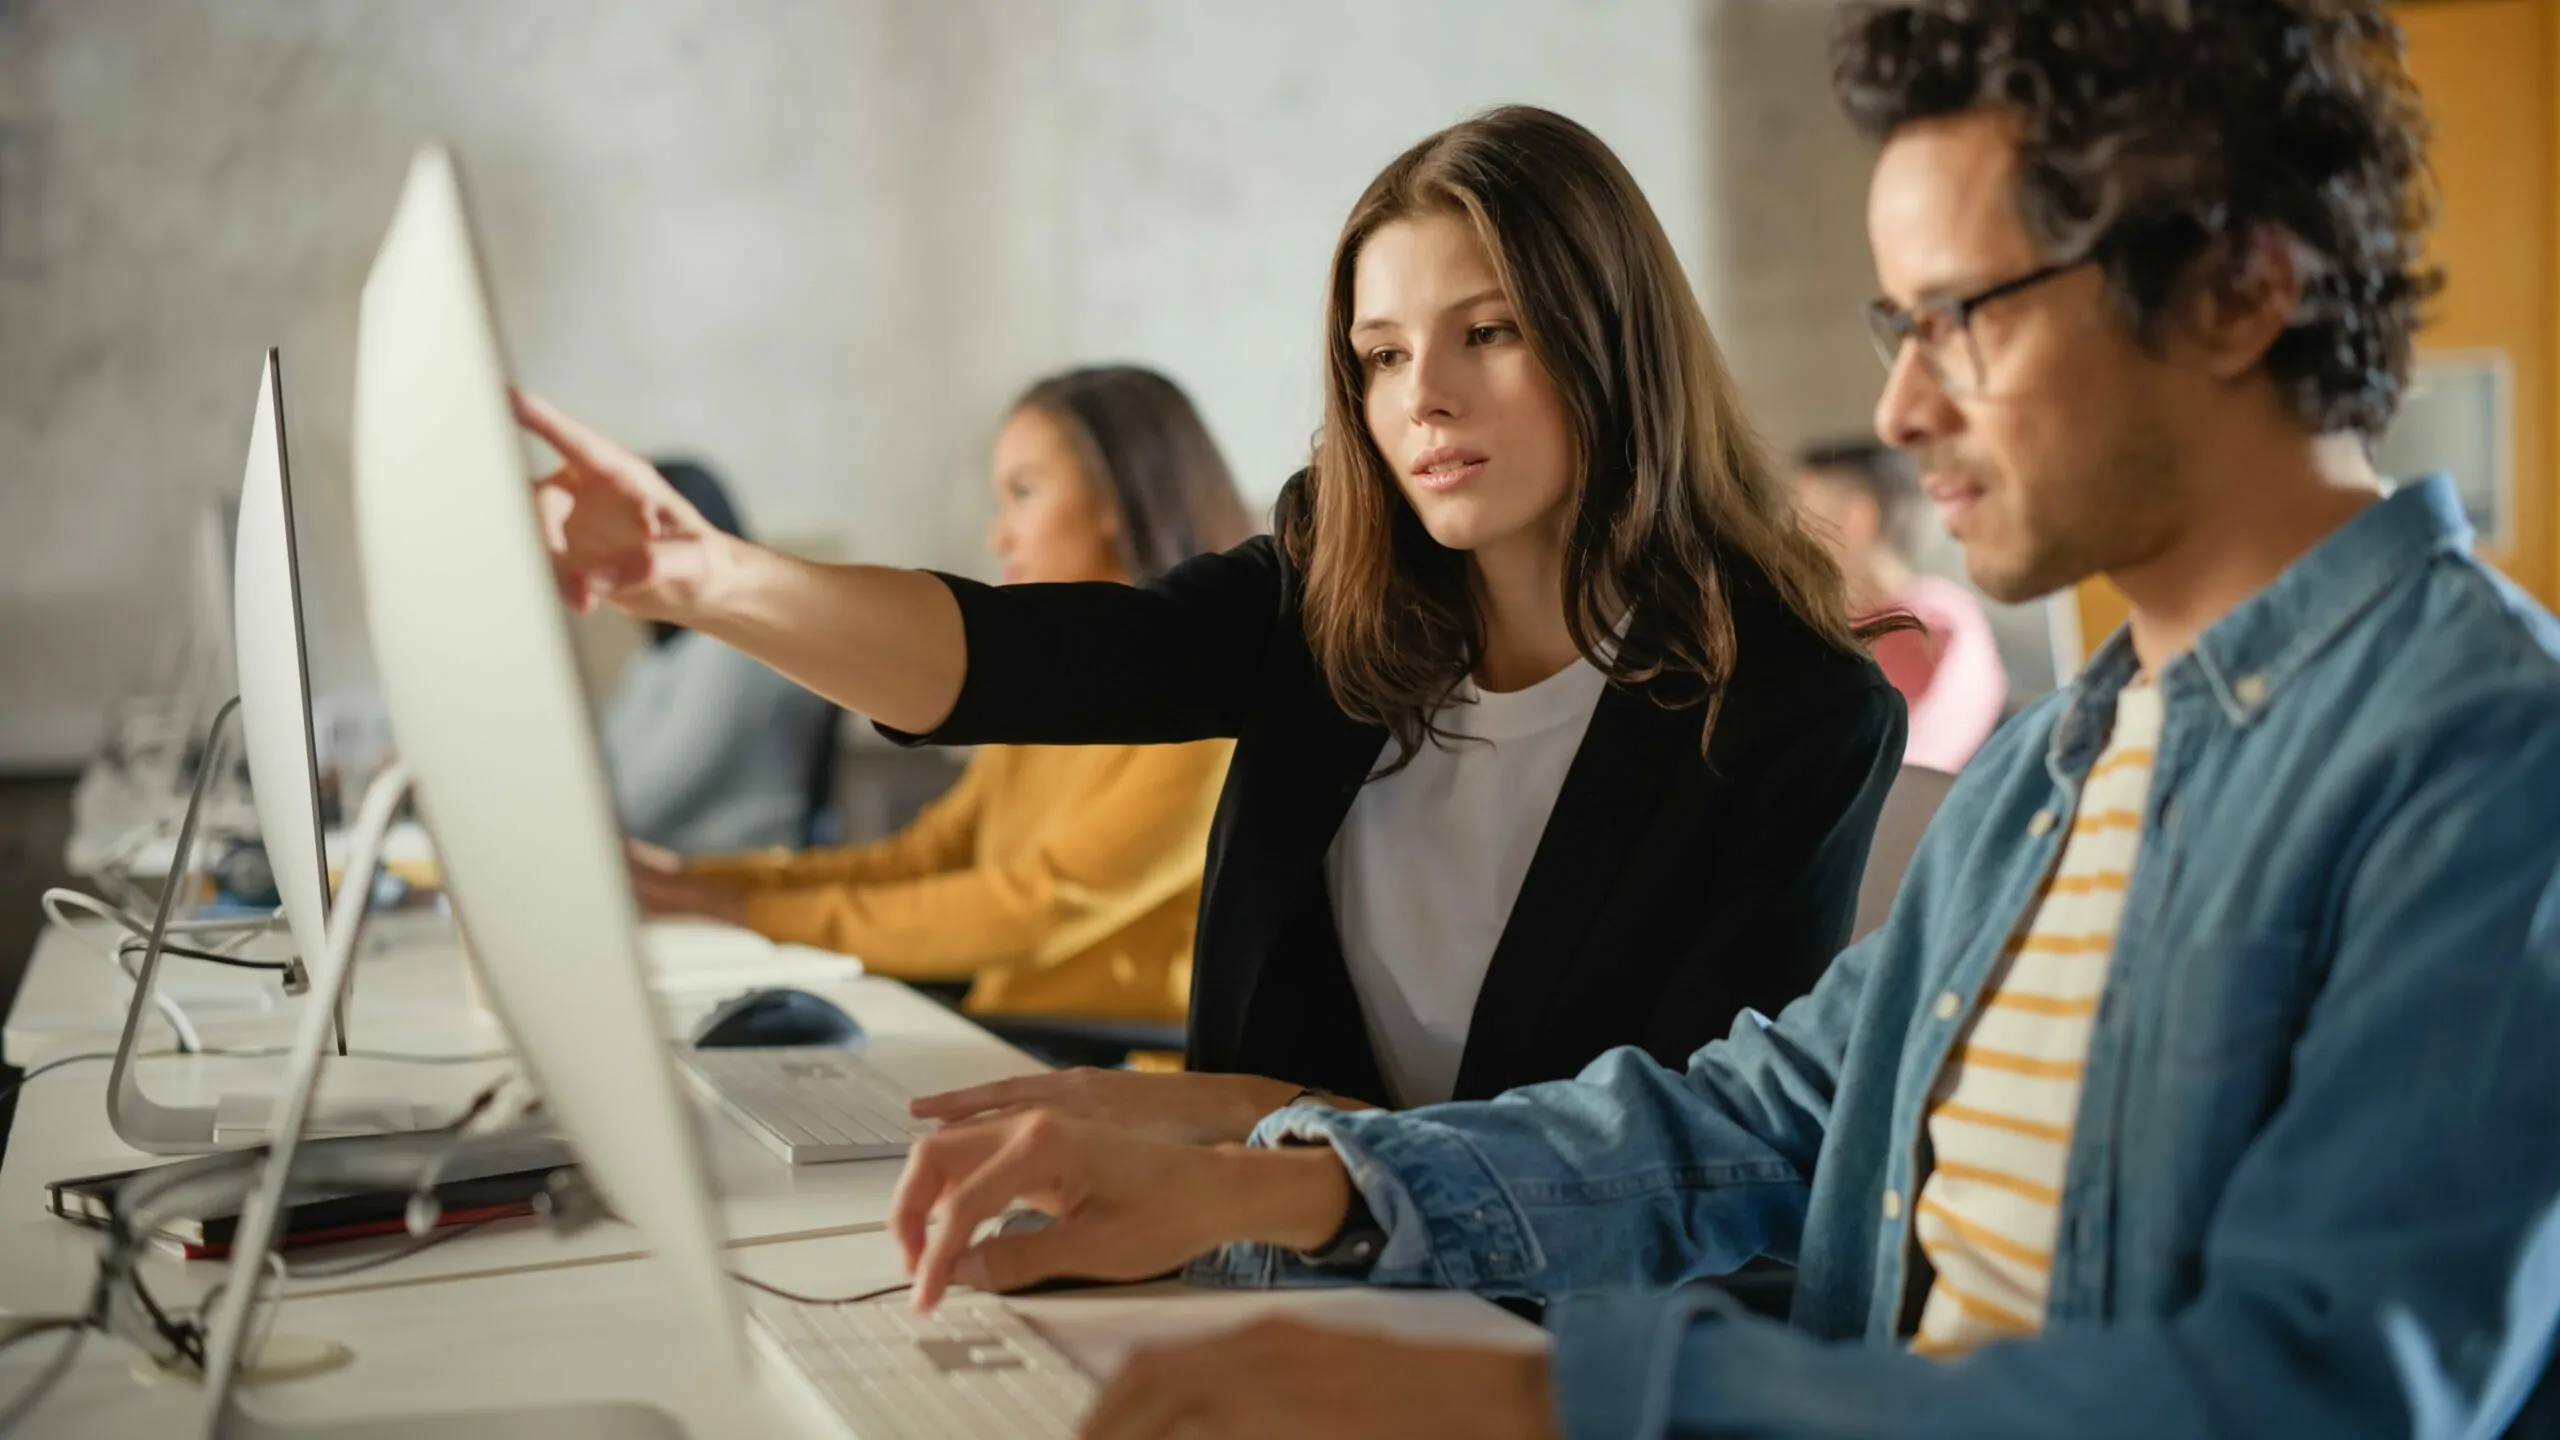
[{"xmin": 1324, "ymin": 654, "xmax": 1611, "ymax": 1107}]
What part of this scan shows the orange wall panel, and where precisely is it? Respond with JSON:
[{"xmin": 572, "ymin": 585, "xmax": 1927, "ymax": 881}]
[{"xmin": 2397, "ymin": 0, "xmax": 2557, "ymax": 605}]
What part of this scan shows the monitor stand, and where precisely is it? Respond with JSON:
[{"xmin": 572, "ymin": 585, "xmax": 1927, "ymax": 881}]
[
  {"xmin": 193, "ymin": 763, "xmax": 690, "ymax": 1440},
  {"xmin": 106, "ymin": 696, "xmax": 424, "ymax": 1156}
]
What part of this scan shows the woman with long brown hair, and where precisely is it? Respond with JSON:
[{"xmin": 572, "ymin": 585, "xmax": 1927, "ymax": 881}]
[{"xmin": 520, "ymin": 105, "xmax": 1904, "ymax": 1140}]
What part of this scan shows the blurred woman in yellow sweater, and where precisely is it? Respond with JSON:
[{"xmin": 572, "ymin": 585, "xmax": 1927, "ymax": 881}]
[{"xmin": 627, "ymin": 366, "xmax": 1251, "ymax": 1022}]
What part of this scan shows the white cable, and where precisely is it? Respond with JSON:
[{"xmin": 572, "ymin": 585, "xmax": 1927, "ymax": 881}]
[
  {"xmin": 188, "ymin": 1045, "xmax": 517, "ymax": 1066},
  {"xmin": 248, "ymin": 1251, "xmax": 288, "ymax": 1370},
  {"xmin": 38, "ymin": 887, "xmax": 283, "ymax": 1055},
  {"xmin": 39, "ymin": 888, "xmax": 281, "ymax": 940},
  {"xmin": 456, "ymin": 1071, "xmax": 545, "ymax": 1133},
  {"xmin": 45, "ymin": 888, "xmax": 212, "ymax": 1052}
]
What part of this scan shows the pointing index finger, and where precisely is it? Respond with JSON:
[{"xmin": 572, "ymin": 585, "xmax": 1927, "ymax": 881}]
[{"xmin": 511, "ymin": 387, "xmax": 629, "ymax": 476}]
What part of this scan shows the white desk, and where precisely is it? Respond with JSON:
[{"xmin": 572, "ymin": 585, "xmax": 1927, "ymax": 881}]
[
  {"xmin": 0, "ymin": 916, "xmax": 1545, "ymax": 1436},
  {"xmin": 6, "ymin": 910, "xmax": 902, "ymax": 1069},
  {"xmin": 4, "ymin": 1229, "xmax": 1542, "ymax": 1437},
  {"xmin": 2, "ymin": 915, "xmax": 1048, "ymax": 1315}
]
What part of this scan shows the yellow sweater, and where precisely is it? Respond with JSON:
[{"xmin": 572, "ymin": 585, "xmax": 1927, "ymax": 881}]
[{"xmin": 686, "ymin": 741, "xmax": 1231, "ymax": 1022}]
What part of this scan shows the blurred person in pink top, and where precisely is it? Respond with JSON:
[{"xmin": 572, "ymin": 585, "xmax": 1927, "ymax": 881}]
[{"xmin": 1795, "ymin": 439, "xmax": 2007, "ymax": 771}]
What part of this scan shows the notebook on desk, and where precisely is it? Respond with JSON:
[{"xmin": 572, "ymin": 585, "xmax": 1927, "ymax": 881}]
[{"xmin": 46, "ymin": 1134, "xmax": 574, "ymax": 1260}]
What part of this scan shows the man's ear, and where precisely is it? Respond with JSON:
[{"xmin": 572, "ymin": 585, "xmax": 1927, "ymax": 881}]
[{"xmin": 2170, "ymin": 226, "xmax": 2303, "ymax": 381}]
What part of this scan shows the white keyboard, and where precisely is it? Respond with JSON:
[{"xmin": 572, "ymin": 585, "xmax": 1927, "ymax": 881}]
[
  {"xmin": 750, "ymin": 1295, "xmax": 1089, "ymax": 1440},
  {"xmin": 680, "ymin": 1047, "xmax": 932, "ymax": 1163}
]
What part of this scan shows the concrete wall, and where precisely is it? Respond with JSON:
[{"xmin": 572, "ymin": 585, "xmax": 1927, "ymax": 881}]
[
  {"xmin": 0, "ymin": 0, "xmax": 2063, "ymax": 772},
  {"xmin": 0, "ymin": 0, "xmax": 1709, "ymax": 766}
]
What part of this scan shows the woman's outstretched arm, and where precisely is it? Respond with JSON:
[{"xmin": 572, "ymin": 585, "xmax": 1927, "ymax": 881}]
[{"xmin": 518, "ymin": 387, "xmax": 967, "ymax": 734}]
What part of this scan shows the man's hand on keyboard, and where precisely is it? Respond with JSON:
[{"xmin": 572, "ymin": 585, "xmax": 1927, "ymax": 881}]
[{"xmin": 892, "ymin": 1111, "xmax": 1352, "ymax": 1312}]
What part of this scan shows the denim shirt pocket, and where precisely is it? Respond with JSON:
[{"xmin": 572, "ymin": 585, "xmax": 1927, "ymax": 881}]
[
  {"xmin": 2164, "ymin": 929, "xmax": 2316, "ymax": 1068},
  {"xmin": 2150, "ymin": 929, "xmax": 2318, "ymax": 1280}
]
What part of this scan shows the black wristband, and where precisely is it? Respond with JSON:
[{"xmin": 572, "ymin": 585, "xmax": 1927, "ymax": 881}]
[{"xmin": 1287, "ymin": 1148, "xmax": 1386, "ymax": 1271}]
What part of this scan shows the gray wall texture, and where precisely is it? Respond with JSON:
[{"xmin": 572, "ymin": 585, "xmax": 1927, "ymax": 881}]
[{"xmin": 0, "ymin": 0, "xmax": 2050, "ymax": 767}]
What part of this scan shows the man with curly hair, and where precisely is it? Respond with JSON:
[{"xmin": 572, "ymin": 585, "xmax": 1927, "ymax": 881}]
[{"xmin": 884, "ymin": 4, "xmax": 2560, "ymax": 1435}]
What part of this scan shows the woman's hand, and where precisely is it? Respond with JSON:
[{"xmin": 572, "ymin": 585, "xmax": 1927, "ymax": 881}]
[
  {"xmin": 889, "ymin": 1110, "xmax": 1350, "ymax": 1311},
  {"xmin": 515, "ymin": 388, "xmax": 739, "ymax": 622},
  {"xmin": 625, "ymin": 841, "xmax": 748, "ymax": 925},
  {"xmin": 909, "ymin": 1068, "xmax": 1308, "ymax": 1147},
  {"xmin": 1079, "ymin": 1320, "xmax": 1558, "ymax": 1440}
]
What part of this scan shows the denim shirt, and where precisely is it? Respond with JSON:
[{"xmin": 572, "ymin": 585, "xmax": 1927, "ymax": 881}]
[
  {"xmin": 2392, "ymin": 1187, "xmax": 2560, "ymax": 1440},
  {"xmin": 1200, "ymin": 477, "xmax": 2560, "ymax": 1438}
]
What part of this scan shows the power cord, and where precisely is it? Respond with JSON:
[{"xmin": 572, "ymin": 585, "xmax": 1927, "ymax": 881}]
[
  {"xmin": 287, "ymin": 1215, "xmax": 500, "ymax": 1281},
  {"xmin": 40, "ymin": 888, "xmax": 281, "ymax": 945},
  {"xmin": 2, "ymin": 1154, "xmax": 907, "ymax": 1428},
  {"xmin": 0, "ymin": 1051, "xmax": 122, "ymax": 1109},
  {"xmin": 728, "ymin": 1273, "xmax": 915, "ymax": 1307},
  {"xmin": 0, "ymin": 1317, "xmax": 88, "ymax": 1434},
  {"xmin": 42, "ymin": 886, "xmax": 290, "ymax": 1053},
  {"xmin": 1, "ymin": 1044, "xmax": 519, "ymax": 1110},
  {"xmin": 149, "ymin": 1202, "xmax": 531, "ymax": 1398},
  {"xmin": 178, "ymin": 1216, "xmax": 501, "ymax": 1364},
  {"xmin": 84, "ymin": 1105, "xmax": 555, "ymax": 1405},
  {"xmin": 117, "ymin": 936, "xmax": 293, "ymax": 975},
  {"xmin": 193, "ymin": 1045, "xmax": 519, "ymax": 1067}
]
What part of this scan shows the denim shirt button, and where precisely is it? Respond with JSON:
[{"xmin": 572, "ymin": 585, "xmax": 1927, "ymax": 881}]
[
  {"xmin": 2028, "ymin": 809, "xmax": 2056, "ymax": 838},
  {"xmin": 1471, "ymin": 1208, "xmax": 1486, "ymax": 1222},
  {"xmin": 1882, "ymin": 1188, "xmax": 1903, "ymax": 1220},
  {"xmin": 2235, "ymin": 672, "xmax": 2270, "ymax": 707},
  {"xmin": 1934, "ymin": 991, "xmax": 1961, "ymax": 1021}
]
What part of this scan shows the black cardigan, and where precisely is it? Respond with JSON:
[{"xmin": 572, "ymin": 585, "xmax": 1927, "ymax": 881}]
[{"xmin": 887, "ymin": 501, "xmax": 1905, "ymax": 1105}]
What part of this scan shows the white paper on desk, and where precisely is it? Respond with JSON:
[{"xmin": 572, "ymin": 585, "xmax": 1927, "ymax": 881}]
[
  {"xmin": 1010, "ymin": 1285, "xmax": 1549, "ymax": 1383},
  {"xmin": 640, "ymin": 920, "xmax": 863, "ymax": 992}
]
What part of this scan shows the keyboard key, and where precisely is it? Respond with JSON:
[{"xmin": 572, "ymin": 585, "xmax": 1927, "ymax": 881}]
[{"xmin": 748, "ymin": 1295, "xmax": 1089, "ymax": 1440}]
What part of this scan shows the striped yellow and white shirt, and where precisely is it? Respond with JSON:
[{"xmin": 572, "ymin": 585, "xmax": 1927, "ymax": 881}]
[{"xmin": 1909, "ymin": 681, "xmax": 2163, "ymax": 1357}]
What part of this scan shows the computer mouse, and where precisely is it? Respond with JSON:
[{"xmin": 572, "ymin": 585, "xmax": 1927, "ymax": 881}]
[
  {"xmin": 988, "ymin": 1210, "xmax": 1173, "ymax": 1294},
  {"xmin": 996, "ymin": 1209, "xmax": 1056, "ymax": 1239},
  {"xmin": 689, "ymin": 987, "xmax": 864, "ymax": 1050}
]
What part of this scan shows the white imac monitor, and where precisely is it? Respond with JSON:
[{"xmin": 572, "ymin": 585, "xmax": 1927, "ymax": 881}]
[
  {"xmin": 231, "ymin": 349, "xmax": 334, "ymax": 1028},
  {"xmin": 105, "ymin": 355, "xmax": 423, "ymax": 1155},
  {"xmin": 351, "ymin": 145, "xmax": 744, "ymax": 1375}
]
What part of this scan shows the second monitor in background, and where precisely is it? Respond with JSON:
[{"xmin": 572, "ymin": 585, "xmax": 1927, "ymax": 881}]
[{"xmin": 104, "ymin": 350, "xmax": 429, "ymax": 1155}]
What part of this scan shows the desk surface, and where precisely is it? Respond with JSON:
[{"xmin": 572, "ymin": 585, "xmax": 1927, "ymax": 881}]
[
  {"xmin": 7, "ymin": 910, "xmax": 493, "ymax": 1069},
  {"xmin": 2, "ymin": 914, "xmax": 1048, "ymax": 1314},
  {"xmin": 0, "ymin": 913, "xmax": 1542, "ymax": 1436},
  {"xmin": 5, "ymin": 1229, "xmax": 1543, "ymax": 1437},
  {"xmin": 8, "ymin": 907, "xmax": 910, "ymax": 1063}
]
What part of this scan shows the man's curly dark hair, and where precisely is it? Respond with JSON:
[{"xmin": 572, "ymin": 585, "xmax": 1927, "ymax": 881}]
[{"xmin": 1832, "ymin": 0, "xmax": 2440, "ymax": 439}]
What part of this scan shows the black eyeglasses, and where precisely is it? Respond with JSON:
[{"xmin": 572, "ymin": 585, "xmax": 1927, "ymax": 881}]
[{"xmin": 1863, "ymin": 259, "xmax": 2092, "ymax": 398}]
